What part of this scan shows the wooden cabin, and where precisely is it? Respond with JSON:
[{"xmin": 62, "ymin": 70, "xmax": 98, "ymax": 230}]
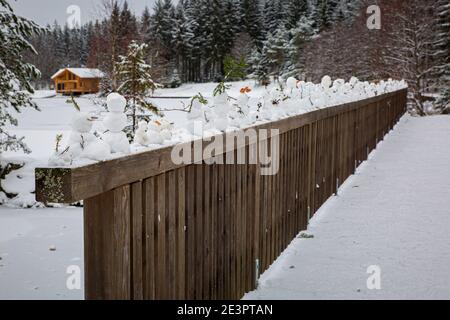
[{"xmin": 51, "ymin": 68, "xmax": 104, "ymax": 94}]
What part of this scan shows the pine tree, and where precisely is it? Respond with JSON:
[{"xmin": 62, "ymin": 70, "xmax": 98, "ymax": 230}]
[
  {"xmin": 264, "ymin": 0, "xmax": 283, "ymax": 34},
  {"xmin": 119, "ymin": 1, "xmax": 138, "ymax": 55},
  {"xmin": 140, "ymin": 6, "xmax": 152, "ymax": 44},
  {"xmin": 0, "ymin": 0, "xmax": 43, "ymax": 154},
  {"xmin": 117, "ymin": 41, "xmax": 160, "ymax": 132},
  {"xmin": 284, "ymin": 0, "xmax": 309, "ymax": 30},
  {"xmin": 281, "ymin": 16, "xmax": 315, "ymax": 79},
  {"xmin": 239, "ymin": 0, "xmax": 263, "ymax": 44},
  {"xmin": 248, "ymin": 47, "xmax": 270, "ymax": 85}
]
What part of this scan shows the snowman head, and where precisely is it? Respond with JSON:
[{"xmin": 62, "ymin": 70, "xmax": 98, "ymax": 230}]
[
  {"xmin": 72, "ymin": 112, "xmax": 93, "ymax": 133},
  {"xmin": 107, "ymin": 93, "xmax": 127, "ymax": 113},
  {"xmin": 321, "ymin": 75, "xmax": 332, "ymax": 90},
  {"xmin": 286, "ymin": 77, "xmax": 298, "ymax": 90},
  {"xmin": 138, "ymin": 120, "xmax": 148, "ymax": 131}
]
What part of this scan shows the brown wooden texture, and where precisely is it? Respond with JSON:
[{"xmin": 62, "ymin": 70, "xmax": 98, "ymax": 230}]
[{"xmin": 37, "ymin": 90, "xmax": 407, "ymax": 300}]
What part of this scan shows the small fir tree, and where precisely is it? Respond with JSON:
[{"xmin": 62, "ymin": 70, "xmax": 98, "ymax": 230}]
[{"xmin": 117, "ymin": 41, "xmax": 161, "ymax": 133}]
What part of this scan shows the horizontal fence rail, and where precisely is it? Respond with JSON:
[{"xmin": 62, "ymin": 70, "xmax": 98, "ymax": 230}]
[{"xmin": 36, "ymin": 89, "xmax": 407, "ymax": 300}]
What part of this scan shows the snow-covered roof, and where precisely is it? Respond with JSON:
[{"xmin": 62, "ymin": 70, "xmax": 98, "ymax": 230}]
[{"xmin": 51, "ymin": 68, "xmax": 105, "ymax": 80}]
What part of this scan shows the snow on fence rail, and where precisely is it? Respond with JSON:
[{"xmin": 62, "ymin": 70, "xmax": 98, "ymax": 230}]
[{"xmin": 35, "ymin": 89, "xmax": 407, "ymax": 300}]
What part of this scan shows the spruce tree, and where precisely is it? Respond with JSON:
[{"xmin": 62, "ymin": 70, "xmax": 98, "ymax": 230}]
[
  {"xmin": 0, "ymin": 0, "xmax": 43, "ymax": 154},
  {"xmin": 117, "ymin": 41, "xmax": 160, "ymax": 132},
  {"xmin": 239, "ymin": 0, "xmax": 263, "ymax": 44},
  {"xmin": 284, "ymin": 0, "xmax": 309, "ymax": 30}
]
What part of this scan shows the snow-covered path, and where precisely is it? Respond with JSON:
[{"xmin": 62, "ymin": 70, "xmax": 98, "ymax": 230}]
[{"xmin": 245, "ymin": 115, "xmax": 450, "ymax": 300}]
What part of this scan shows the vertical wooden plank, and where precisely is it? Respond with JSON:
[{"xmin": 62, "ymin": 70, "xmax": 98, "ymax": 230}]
[
  {"xmin": 194, "ymin": 164, "xmax": 204, "ymax": 299},
  {"xmin": 217, "ymin": 161, "xmax": 225, "ymax": 298},
  {"xmin": 131, "ymin": 181, "xmax": 143, "ymax": 300},
  {"xmin": 156, "ymin": 174, "xmax": 167, "ymax": 299},
  {"xmin": 144, "ymin": 177, "xmax": 156, "ymax": 300},
  {"xmin": 186, "ymin": 165, "xmax": 196, "ymax": 299},
  {"xmin": 84, "ymin": 185, "xmax": 131, "ymax": 300},
  {"xmin": 167, "ymin": 171, "xmax": 176, "ymax": 299},
  {"xmin": 203, "ymin": 164, "xmax": 211, "ymax": 300},
  {"xmin": 176, "ymin": 168, "xmax": 186, "ymax": 299},
  {"xmin": 210, "ymin": 163, "xmax": 218, "ymax": 299}
]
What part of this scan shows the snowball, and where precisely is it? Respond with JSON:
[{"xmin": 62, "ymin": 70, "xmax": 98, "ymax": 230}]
[
  {"xmin": 160, "ymin": 129, "xmax": 172, "ymax": 141},
  {"xmin": 107, "ymin": 93, "xmax": 127, "ymax": 113},
  {"xmin": 82, "ymin": 139, "xmax": 112, "ymax": 161},
  {"xmin": 147, "ymin": 130, "xmax": 164, "ymax": 145},
  {"xmin": 103, "ymin": 132, "xmax": 130, "ymax": 154},
  {"xmin": 103, "ymin": 113, "xmax": 127, "ymax": 132},
  {"xmin": 71, "ymin": 112, "xmax": 93, "ymax": 133},
  {"xmin": 321, "ymin": 75, "xmax": 332, "ymax": 89},
  {"xmin": 48, "ymin": 152, "xmax": 71, "ymax": 166},
  {"xmin": 69, "ymin": 132, "xmax": 96, "ymax": 145}
]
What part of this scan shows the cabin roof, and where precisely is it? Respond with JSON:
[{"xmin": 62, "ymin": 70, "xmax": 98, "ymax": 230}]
[{"xmin": 51, "ymin": 68, "xmax": 105, "ymax": 80}]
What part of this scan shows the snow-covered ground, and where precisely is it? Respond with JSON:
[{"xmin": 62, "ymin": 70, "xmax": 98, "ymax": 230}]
[
  {"xmin": 2, "ymin": 114, "xmax": 450, "ymax": 299},
  {"xmin": 0, "ymin": 207, "xmax": 83, "ymax": 300},
  {"xmin": 245, "ymin": 114, "xmax": 450, "ymax": 300}
]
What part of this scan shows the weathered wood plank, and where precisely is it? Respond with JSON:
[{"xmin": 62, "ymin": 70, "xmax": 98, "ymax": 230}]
[{"xmin": 84, "ymin": 185, "xmax": 131, "ymax": 300}]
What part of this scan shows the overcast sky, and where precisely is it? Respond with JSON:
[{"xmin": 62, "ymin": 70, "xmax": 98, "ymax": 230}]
[{"xmin": 10, "ymin": 0, "xmax": 159, "ymax": 26}]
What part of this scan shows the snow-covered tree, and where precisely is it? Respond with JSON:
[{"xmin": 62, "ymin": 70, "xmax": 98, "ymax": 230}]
[
  {"xmin": 239, "ymin": 0, "xmax": 264, "ymax": 44},
  {"xmin": 248, "ymin": 47, "xmax": 270, "ymax": 85},
  {"xmin": 283, "ymin": 0, "xmax": 309, "ymax": 30},
  {"xmin": 433, "ymin": 0, "xmax": 450, "ymax": 112},
  {"xmin": 281, "ymin": 16, "xmax": 315, "ymax": 79},
  {"xmin": 0, "ymin": 0, "xmax": 43, "ymax": 153},
  {"xmin": 384, "ymin": 0, "xmax": 438, "ymax": 115},
  {"xmin": 117, "ymin": 41, "xmax": 160, "ymax": 133}
]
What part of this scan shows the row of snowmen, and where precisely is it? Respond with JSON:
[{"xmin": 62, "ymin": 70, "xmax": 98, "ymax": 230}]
[
  {"xmin": 50, "ymin": 76, "xmax": 406, "ymax": 165},
  {"xmin": 50, "ymin": 93, "xmax": 173, "ymax": 165},
  {"xmin": 185, "ymin": 76, "xmax": 406, "ymax": 136}
]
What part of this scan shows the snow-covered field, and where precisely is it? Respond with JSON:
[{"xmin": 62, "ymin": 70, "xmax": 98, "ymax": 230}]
[
  {"xmin": 0, "ymin": 207, "xmax": 83, "ymax": 300},
  {"xmin": 245, "ymin": 115, "xmax": 450, "ymax": 300},
  {"xmin": 2, "ymin": 113, "xmax": 450, "ymax": 299}
]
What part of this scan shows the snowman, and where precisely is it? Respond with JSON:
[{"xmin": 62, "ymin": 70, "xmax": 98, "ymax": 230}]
[
  {"xmin": 159, "ymin": 119, "xmax": 174, "ymax": 141},
  {"xmin": 230, "ymin": 87, "xmax": 253, "ymax": 128},
  {"xmin": 147, "ymin": 120, "xmax": 165, "ymax": 145},
  {"xmin": 187, "ymin": 99, "xmax": 207, "ymax": 135},
  {"xmin": 212, "ymin": 92, "xmax": 230, "ymax": 132},
  {"xmin": 134, "ymin": 120, "xmax": 150, "ymax": 146},
  {"xmin": 67, "ymin": 112, "xmax": 111, "ymax": 162},
  {"xmin": 103, "ymin": 93, "xmax": 130, "ymax": 154}
]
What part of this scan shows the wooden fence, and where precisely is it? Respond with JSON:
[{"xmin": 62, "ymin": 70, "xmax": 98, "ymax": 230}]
[{"xmin": 36, "ymin": 89, "xmax": 407, "ymax": 300}]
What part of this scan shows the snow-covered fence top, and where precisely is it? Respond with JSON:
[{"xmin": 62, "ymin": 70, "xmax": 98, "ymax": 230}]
[
  {"xmin": 35, "ymin": 88, "xmax": 406, "ymax": 204},
  {"xmin": 35, "ymin": 87, "xmax": 407, "ymax": 300}
]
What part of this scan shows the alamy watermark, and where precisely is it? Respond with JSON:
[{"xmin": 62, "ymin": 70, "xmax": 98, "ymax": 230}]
[
  {"xmin": 66, "ymin": 5, "xmax": 81, "ymax": 29},
  {"xmin": 367, "ymin": 5, "xmax": 381, "ymax": 30},
  {"xmin": 171, "ymin": 121, "xmax": 280, "ymax": 176},
  {"xmin": 66, "ymin": 265, "xmax": 81, "ymax": 290},
  {"xmin": 366, "ymin": 265, "xmax": 381, "ymax": 290}
]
